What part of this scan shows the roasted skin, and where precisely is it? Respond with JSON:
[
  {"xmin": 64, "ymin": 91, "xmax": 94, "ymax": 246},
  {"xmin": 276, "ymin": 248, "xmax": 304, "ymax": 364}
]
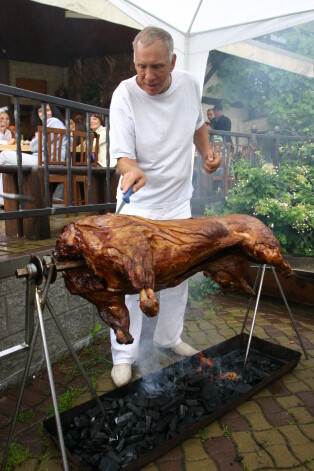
[{"xmin": 54, "ymin": 213, "xmax": 293, "ymax": 344}]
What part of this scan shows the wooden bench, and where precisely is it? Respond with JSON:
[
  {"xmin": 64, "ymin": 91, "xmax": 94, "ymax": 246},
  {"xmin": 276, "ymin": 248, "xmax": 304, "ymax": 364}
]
[{"xmin": 1, "ymin": 165, "xmax": 119, "ymax": 240}]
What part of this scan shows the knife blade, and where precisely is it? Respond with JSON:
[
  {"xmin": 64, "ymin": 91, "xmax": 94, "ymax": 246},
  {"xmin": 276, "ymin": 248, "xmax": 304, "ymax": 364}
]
[{"xmin": 116, "ymin": 184, "xmax": 134, "ymax": 214}]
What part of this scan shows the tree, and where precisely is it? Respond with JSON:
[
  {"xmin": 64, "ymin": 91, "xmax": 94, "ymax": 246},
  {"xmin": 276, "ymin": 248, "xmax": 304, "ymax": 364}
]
[{"xmin": 207, "ymin": 24, "xmax": 314, "ymax": 135}]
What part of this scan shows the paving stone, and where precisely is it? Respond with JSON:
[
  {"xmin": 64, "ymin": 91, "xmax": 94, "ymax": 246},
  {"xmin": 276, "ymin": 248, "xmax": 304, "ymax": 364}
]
[
  {"xmin": 299, "ymin": 423, "xmax": 314, "ymax": 441},
  {"xmin": 267, "ymin": 443, "xmax": 301, "ymax": 468},
  {"xmin": 232, "ymin": 431, "xmax": 261, "ymax": 453},
  {"xmin": 276, "ymin": 394, "xmax": 304, "ymax": 409},
  {"xmin": 185, "ymin": 459, "xmax": 218, "ymax": 471},
  {"xmin": 279, "ymin": 424, "xmax": 312, "ymax": 446},
  {"xmin": 141, "ymin": 464, "xmax": 159, "ymax": 471},
  {"xmin": 254, "ymin": 428, "xmax": 287, "ymax": 448},
  {"xmin": 240, "ymin": 450, "xmax": 274, "ymax": 470},
  {"xmin": 292, "ymin": 443, "xmax": 314, "ymax": 463},
  {"xmin": 236, "ymin": 400, "xmax": 262, "ymax": 415},
  {"xmin": 286, "ymin": 381, "xmax": 311, "ymax": 394},
  {"xmin": 203, "ymin": 436, "xmax": 242, "ymax": 470},
  {"xmin": 267, "ymin": 379, "xmax": 291, "ymax": 396},
  {"xmin": 256, "ymin": 396, "xmax": 293, "ymax": 426},
  {"xmin": 296, "ymin": 390, "xmax": 314, "ymax": 415},
  {"xmin": 182, "ymin": 438, "xmax": 210, "ymax": 461},
  {"xmin": 203, "ymin": 421, "xmax": 222, "ymax": 438},
  {"xmin": 245, "ymin": 412, "xmax": 273, "ymax": 431},
  {"xmin": 219, "ymin": 411, "xmax": 250, "ymax": 432},
  {"xmin": 156, "ymin": 445, "xmax": 183, "ymax": 463},
  {"xmin": 288, "ymin": 406, "xmax": 314, "ymax": 424}
]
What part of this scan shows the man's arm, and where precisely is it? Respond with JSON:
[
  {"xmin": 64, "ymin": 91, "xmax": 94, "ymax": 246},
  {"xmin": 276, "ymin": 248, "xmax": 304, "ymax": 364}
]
[
  {"xmin": 117, "ymin": 157, "xmax": 146, "ymax": 193},
  {"xmin": 194, "ymin": 123, "xmax": 221, "ymax": 174}
]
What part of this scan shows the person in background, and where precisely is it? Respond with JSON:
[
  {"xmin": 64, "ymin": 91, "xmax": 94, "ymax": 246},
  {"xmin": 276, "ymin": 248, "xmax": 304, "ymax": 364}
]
[
  {"xmin": 206, "ymin": 108, "xmax": 214, "ymax": 124},
  {"xmin": 0, "ymin": 103, "xmax": 65, "ymax": 206},
  {"xmin": 0, "ymin": 111, "xmax": 15, "ymax": 144},
  {"xmin": 211, "ymin": 103, "xmax": 233, "ymax": 146},
  {"xmin": 109, "ymin": 26, "xmax": 221, "ymax": 387},
  {"xmin": 90, "ymin": 113, "xmax": 116, "ymax": 168}
]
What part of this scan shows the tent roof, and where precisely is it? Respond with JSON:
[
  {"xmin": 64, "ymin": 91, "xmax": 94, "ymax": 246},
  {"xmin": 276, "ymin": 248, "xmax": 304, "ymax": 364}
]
[{"xmin": 31, "ymin": 0, "xmax": 314, "ymax": 85}]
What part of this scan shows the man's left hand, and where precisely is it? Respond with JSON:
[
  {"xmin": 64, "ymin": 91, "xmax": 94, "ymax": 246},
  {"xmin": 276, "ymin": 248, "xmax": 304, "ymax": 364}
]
[{"xmin": 203, "ymin": 149, "xmax": 222, "ymax": 174}]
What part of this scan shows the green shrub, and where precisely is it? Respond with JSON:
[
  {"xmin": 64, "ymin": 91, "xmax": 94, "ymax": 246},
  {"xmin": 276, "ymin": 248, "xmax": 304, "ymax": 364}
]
[{"xmin": 204, "ymin": 143, "xmax": 314, "ymax": 256}]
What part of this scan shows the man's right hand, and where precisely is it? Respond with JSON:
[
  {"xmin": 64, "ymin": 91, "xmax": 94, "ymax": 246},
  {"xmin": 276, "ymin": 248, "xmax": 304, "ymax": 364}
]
[{"xmin": 117, "ymin": 157, "xmax": 146, "ymax": 194}]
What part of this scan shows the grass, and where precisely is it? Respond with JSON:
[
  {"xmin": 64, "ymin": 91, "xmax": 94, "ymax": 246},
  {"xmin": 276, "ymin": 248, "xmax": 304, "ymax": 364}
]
[
  {"xmin": 4, "ymin": 442, "xmax": 32, "ymax": 471},
  {"xmin": 199, "ymin": 428, "xmax": 209, "ymax": 442},
  {"xmin": 16, "ymin": 408, "xmax": 35, "ymax": 423},
  {"xmin": 222, "ymin": 424, "xmax": 232, "ymax": 440},
  {"xmin": 46, "ymin": 387, "xmax": 84, "ymax": 418}
]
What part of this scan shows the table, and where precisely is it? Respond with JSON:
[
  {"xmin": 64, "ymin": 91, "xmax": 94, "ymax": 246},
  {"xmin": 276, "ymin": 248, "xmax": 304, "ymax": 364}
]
[{"xmin": 0, "ymin": 143, "xmax": 31, "ymax": 152}]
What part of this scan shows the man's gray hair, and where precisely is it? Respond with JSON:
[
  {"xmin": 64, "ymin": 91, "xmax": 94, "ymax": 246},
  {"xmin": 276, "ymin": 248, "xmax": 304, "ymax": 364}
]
[{"xmin": 133, "ymin": 26, "xmax": 174, "ymax": 62}]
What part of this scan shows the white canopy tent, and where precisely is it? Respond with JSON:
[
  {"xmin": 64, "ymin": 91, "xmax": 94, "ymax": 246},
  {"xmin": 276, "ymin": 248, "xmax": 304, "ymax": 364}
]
[{"xmin": 32, "ymin": 0, "xmax": 314, "ymax": 89}]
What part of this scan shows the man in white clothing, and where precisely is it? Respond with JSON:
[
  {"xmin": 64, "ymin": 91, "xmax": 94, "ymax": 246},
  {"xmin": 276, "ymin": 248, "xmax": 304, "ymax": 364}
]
[{"xmin": 109, "ymin": 26, "xmax": 221, "ymax": 387}]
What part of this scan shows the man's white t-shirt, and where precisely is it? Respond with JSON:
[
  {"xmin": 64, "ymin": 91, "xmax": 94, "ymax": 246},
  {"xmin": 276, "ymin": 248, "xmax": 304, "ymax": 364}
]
[{"xmin": 110, "ymin": 70, "xmax": 204, "ymax": 209}]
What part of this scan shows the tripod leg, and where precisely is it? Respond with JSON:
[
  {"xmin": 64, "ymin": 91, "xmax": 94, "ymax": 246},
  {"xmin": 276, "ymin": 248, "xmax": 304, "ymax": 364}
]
[
  {"xmin": 271, "ymin": 267, "xmax": 309, "ymax": 360},
  {"xmin": 241, "ymin": 264, "xmax": 262, "ymax": 334},
  {"xmin": 46, "ymin": 298, "xmax": 112, "ymax": 434},
  {"xmin": 244, "ymin": 264, "xmax": 266, "ymax": 367},
  {"xmin": 1, "ymin": 323, "xmax": 40, "ymax": 471},
  {"xmin": 35, "ymin": 289, "xmax": 69, "ymax": 471}
]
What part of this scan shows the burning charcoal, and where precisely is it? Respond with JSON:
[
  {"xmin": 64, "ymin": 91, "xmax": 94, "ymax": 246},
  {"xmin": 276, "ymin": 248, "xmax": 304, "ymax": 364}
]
[
  {"xmin": 135, "ymin": 440, "xmax": 149, "ymax": 454},
  {"xmin": 90, "ymin": 453, "xmax": 101, "ymax": 467},
  {"xmin": 148, "ymin": 396, "xmax": 167, "ymax": 408},
  {"xmin": 145, "ymin": 415, "xmax": 152, "ymax": 431},
  {"xmin": 117, "ymin": 398, "xmax": 125, "ymax": 408},
  {"xmin": 169, "ymin": 414, "xmax": 179, "ymax": 431},
  {"xmin": 126, "ymin": 434, "xmax": 143, "ymax": 444},
  {"xmin": 190, "ymin": 406, "xmax": 205, "ymax": 417},
  {"xmin": 80, "ymin": 428, "xmax": 90, "ymax": 439},
  {"xmin": 201, "ymin": 380, "xmax": 217, "ymax": 397},
  {"xmin": 185, "ymin": 399, "xmax": 199, "ymax": 406},
  {"xmin": 132, "ymin": 396, "xmax": 149, "ymax": 408},
  {"xmin": 146, "ymin": 409, "xmax": 160, "ymax": 421},
  {"xmin": 187, "ymin": 375, "xmax": 203, "ymax": 386},
  {"xmin": 123, "ymin": 450, "xmax": 137, "ymax": 465},
  {"xmin": 109, "ymin": 434, "xmax": 119, "ymax": 446},
  {"xmin": 98, "ymin": 455, "xmax": 120, "ymax": 471},
  {"xmin": 156, "ymin": 416, "xmax": 171, "ymax": 432},
  {"xmin": 133, "ymin": 421, "xmax": 147, "ymax": 434},
  {"xmin": 74, "ymin": 415, "xmax": 90, "ymax": 430},
  {"xmin": 114, "ymin": 411, "xmax": 134, "ymax": 425},
  {"xmin": 126, "ymin": 402, "xmax": 143, "ymax": 417},
  {"xmin": 64, "ymin": 432, "xmax": 77, "ymax": 449},
  {"xmin": 116, "ymin": 436, "xmax": 126, "ymax": 453},
  {"xmin": 107, "ymin": 450, "xmax": 123, "ymax": 464},
  {"xmin": 160, "ymin": 395, "xmax": 184, "ymax": 413},
  {"xmin": 178, "ymin": 404, "xmax": 188, "ymax": 419},
  {"xmin": 87, "ymin": 405, "xmax": 102, "ymax": 418},
  {"xmin": 110, "ymin": 400, "xmax": 119, "ymax": 410}
]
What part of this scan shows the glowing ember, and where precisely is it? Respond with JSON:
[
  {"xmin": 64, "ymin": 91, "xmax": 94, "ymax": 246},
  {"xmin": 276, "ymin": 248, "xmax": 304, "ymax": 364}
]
[{"xmin": 220, "ymin": 371, "xmax": 240, "ymax": 381}]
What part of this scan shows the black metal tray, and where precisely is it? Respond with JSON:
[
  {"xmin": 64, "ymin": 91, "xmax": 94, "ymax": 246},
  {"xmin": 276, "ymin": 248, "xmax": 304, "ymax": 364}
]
[{"xmin": 43, "ymin": 334, "xmax": 301, "ymax": 470}]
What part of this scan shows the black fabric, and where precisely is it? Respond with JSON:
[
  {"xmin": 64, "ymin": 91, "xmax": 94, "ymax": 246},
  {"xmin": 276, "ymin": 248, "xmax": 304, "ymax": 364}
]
[{"xmin": 212, "ymin": 115, "xmax": 233, "ymax": 144}]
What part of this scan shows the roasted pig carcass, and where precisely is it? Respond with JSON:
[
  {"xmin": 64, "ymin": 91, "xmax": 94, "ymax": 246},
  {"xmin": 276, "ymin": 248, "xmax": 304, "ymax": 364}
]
[{"xmin": 54, "ymin": 213, "xmax": 293, "ymax": 344}]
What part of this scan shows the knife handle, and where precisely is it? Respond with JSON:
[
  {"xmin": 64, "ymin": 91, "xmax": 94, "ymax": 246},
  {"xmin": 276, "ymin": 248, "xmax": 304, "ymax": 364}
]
[{"xmin": 122, "ymin": 184, "xmax": 134, "ymax": 204}]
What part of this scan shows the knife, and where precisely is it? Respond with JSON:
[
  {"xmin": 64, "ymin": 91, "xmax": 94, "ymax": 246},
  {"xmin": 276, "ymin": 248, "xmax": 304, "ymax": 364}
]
[{"xmin": 116, "ymin": 184, "xmax": 134, "ymax": 214}]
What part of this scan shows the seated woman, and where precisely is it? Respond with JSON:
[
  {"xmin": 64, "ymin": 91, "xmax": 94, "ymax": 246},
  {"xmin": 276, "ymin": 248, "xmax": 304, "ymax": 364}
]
[
  {"xmin": 0, "ymin": 102, "xmax": 65, "ymax": 206},
  {"xmin": 90, "ymin": 113, "xmax": 116, "ymax": 168},
  {"xmin": 0, "ymin": 111, "xmax": 15, "ymax": 144}
]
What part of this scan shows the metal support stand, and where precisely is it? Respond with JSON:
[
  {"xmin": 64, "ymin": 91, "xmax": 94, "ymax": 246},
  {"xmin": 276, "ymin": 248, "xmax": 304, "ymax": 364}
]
[
  {"xmin": 241, "ymin": 264, "xmax": 309, "ymax": 367},
  {"xmin": 1, "ymin": 255, "xmax": 111, "ymax": 471}
]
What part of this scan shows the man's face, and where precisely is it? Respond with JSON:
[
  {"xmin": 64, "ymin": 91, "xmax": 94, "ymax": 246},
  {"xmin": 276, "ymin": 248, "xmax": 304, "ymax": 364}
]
[
  {"xmin": 207, "ymin": 109, "xmax": 214, "ymax": 121},
  {"xmin": 134, "ymin": 39, "xmax": 176, "ymax": 96},
  {"xmin": 214, "ymin": 109, "xmax": 223, "ymax": 119}
]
